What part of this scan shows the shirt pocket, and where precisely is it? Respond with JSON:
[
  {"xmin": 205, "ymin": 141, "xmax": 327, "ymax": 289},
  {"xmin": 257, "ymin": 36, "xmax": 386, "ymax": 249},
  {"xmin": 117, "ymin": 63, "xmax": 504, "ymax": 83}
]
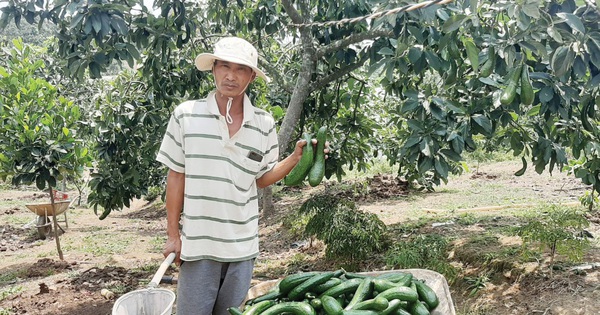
[{"xmin": 233, "ymin": 153, "xmax": 263, "ymax": 191}]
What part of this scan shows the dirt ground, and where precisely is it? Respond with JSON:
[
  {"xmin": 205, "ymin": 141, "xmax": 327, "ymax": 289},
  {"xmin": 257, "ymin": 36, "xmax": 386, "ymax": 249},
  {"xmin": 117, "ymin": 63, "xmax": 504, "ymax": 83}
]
[{"xmin": 0, "ymin": 160, "xmax": 599, "ymax": 315}]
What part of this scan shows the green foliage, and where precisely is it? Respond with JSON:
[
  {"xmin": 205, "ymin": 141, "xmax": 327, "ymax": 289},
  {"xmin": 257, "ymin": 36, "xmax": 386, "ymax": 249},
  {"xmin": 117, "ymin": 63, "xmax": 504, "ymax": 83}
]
[
  {"xmin": 464, "ymin": 274, "xmax": 490, "ymax": 297},
  {"xmin": 384, "ymin": 234, "xmax": 457, "ymax": 282},
  {"xmin": 144, "ymin": 185, "xmax": 163, "ymax": 202},
  {"xmin": 85, "ymin": 72, "xmax": 170, "ymax": 219},
  {"xmin": 2, "ymin": 0, "xmax": 600, "ymax": 217},
  {"xmin": 0, "ymin": 39, "xmax": 90, "ymax": 192},
  {"xmin": 299, "ymin": 192, "xmax": 388, "ymax": 264},
  {"xmin": 517, "ymin": 203, "xmax": 591, "ymax": 271}
]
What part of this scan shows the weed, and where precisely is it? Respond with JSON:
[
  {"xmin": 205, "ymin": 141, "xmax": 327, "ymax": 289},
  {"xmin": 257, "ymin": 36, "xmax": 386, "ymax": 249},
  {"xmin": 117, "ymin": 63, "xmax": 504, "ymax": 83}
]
[
  {"xmin": 517, "ymin": 203, "xmax": 590, "ymax": 275},
  {"xmin": 287, "ymin": 253, "xmax": 309, "ymax": 269},
  {"xmin": 0, "ymin": 271, "xmax": 19, "ymax": 285},
  {"xmin": 0, "ymin": 286, "xmax": 23, "ymax": 302},
  {"xmin": 63, "ymin": 233, "xmax": 132, "ymax": 256},
  {"xmin": 106, "ymin": 283, "xmax": 128, "ymax": 294},
  {"xmin": 150, "ymin": 236, "xmax": 166, "ymax": 252},
  {"xmin": 281, "ymin": 212, "xmax": 311, "ymax": 240},
  {"xmin": 384, "ymin": 234, "xmax": 457, "ymax": 283},
  {"xmin": 144, "ymin": 186, "xmax": 164, "ymax": 202},
  {"xmin": 464, "ymin": 273, "xmax": 490, "ymax": 296}
]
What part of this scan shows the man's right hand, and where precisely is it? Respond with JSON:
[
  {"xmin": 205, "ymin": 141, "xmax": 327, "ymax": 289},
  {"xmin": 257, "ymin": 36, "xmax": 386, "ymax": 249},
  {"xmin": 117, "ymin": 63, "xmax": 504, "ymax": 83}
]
[{"xmin": 163, "ymin": 235, "xmax": 182, "ymax": 266}]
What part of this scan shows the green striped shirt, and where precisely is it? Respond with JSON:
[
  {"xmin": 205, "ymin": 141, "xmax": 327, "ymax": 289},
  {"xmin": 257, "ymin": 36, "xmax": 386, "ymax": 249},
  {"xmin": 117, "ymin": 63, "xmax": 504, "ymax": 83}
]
[{"xmin": 157, "ymin": 91, "xmax": 279, "ymax": 262}]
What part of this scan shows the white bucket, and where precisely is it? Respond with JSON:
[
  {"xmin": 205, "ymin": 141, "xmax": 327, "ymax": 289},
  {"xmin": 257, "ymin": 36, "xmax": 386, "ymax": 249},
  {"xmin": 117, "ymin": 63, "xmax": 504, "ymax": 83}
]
[{"xmin": 112, "ymin": 288, "xmax": 176, "ymax": 315}]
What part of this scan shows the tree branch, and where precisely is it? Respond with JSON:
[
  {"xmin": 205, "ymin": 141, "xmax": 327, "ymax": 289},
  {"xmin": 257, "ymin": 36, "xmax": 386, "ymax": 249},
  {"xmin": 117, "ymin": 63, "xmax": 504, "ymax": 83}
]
[
  {"xmin": 281, "ymin": 0, "xmax": 303, "ymax": 25},
  {"xmin": 309, "ymin": 57, "xmax": 368, "ymax": 91},
  {"xmin": 259, "ymin": 58, "xmax": 294, "ymax": 93},
  {"xmin": 316, "ymin": 29, "xmax": 395, "ymax": 59}
]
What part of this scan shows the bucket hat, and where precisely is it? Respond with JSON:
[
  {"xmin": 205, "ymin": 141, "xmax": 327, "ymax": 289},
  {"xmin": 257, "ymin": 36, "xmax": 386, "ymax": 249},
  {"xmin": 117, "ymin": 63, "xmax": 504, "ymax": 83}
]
[{"xmin": 194, "ymin": 37, "xmax": 270, "ymax": 83}]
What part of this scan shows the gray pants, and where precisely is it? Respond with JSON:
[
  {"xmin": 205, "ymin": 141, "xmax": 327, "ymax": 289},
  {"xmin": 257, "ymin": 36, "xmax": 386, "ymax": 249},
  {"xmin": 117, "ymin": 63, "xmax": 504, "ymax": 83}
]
[{"xmin": 176, "ymin": 259, "xmax": 254, "ymax": 315}]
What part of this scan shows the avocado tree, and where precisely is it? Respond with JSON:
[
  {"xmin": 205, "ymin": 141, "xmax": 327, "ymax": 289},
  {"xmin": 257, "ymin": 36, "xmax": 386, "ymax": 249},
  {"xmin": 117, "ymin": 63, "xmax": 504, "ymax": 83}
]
[
  {"xmin": 1, "ymin": 0, "xmax": 599, "ymax": 217},
  {"xmin": 0, "ymin": 39, "xmax": 91, "ymax": 259}
]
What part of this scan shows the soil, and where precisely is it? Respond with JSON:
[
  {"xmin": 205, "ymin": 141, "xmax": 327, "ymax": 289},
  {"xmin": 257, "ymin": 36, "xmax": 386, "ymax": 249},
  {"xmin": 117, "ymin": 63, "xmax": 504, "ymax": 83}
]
[{"xmin": 0, "ymin": 160, "xmax": 599, "ymax": 315}]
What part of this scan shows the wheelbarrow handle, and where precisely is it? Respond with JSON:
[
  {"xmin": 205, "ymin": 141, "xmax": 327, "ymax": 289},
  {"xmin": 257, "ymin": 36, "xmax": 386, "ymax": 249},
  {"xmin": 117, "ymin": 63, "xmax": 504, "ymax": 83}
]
[{"xmin": 149, "ymin": 252, "xmax": 176, "ymax": 288}]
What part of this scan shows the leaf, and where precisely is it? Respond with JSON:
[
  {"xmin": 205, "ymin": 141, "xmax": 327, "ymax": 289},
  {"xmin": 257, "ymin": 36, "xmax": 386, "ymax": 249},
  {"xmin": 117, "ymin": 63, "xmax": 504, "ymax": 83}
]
[
  {"xmin": 514, "ymin": 156, "xmax": 528, "ymax": 176},
  {"xmin": 572, "ymin": 55, "xmax": 587, "ymax": 79},
  {"xmin": 587, "ymin": 37, "xmax": 600, "ymax": 69},
  {"xmin": 463, "ymin": 38, "xmax": 479, "ymax": 73},
  {"xmin": 91, "ymin": 14, "xmax": 102, "ymax": 33},
  {"xmin": 472, "ymin": 114, "xmax": 492, "ymax": 133},
  {"xmin": 424, "ymin": 51, "xmax": 442, "ymax": 72},
  {"xmin": 407, "ymin": 47, "xmax": 422, "ymax": 63},
  {"xmin": 539, "ymin": 86, "xmax": 554, "ymax": 103},
  {"xmin": 442, "ymin": 14, "xmax": 467, "ymax": 33},
  {"xmin": 89, "ymin": 62, "xmax": 101, "ymax": 78},
  {"xmin": 550, "ymin": 46, "xmax": 574, "ymax": 78},
  {"xmin": 522, "ymin": 2, "xmax": 540, "ymax": 19},
  {"xmin": 479, "ymin": 77, "xmax": 501, "ymax": 88},
  {"xmin": 547, "ymin": 26, "xmax": 563, "ymax": 43},
  {"xmin": 434, "ymin": 158, "xmax": 449, "ymax": 178},
  {"xmin": 378, "ymin": 47, "xmax": 394, "ymax": 56},
  {"xmin": 556, "ymin": 13, "xmax": 585, "ymax": 34}
]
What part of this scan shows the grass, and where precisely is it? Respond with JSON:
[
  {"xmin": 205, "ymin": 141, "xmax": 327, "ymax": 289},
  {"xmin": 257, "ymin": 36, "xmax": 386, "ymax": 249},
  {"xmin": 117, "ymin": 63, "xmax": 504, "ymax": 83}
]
[{"xmin": 62, "ymin": 231, "xmax": 133, "ymax": 256}]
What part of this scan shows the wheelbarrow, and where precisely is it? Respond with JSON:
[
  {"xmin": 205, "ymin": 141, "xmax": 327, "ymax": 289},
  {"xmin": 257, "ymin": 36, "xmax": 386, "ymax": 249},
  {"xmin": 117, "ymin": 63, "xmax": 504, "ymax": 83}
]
[{"xmin": 25, "ymin": 199, "xmax": 75, "ymax": 240}]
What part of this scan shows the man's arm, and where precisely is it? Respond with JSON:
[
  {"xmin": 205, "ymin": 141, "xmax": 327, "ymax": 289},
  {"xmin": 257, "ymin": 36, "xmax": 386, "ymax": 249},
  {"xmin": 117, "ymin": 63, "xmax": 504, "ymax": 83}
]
[
  {"xmin": 164, "ymin": 169, "xmax": 185, "ymax": 265},
  {"xmin": 256, "ymin": 139, "xmax": 329, "ymax": 188},
  {"xmin": 256, "ymin": 139, "xmax": 305, "ymax": 188}
]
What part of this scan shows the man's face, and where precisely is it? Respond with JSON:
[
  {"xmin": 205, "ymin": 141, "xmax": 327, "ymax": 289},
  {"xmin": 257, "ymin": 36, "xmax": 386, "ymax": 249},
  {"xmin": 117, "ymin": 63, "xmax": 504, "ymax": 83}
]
[{"xmin": 213, "ymin": 60, "xmax": 256, "ymax": 98}]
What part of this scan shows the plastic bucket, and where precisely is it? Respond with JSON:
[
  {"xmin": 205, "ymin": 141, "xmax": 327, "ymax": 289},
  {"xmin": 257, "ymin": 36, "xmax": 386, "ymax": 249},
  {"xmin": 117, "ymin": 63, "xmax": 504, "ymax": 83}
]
[{"xmin": 112, "ymin": 288, "xmax": 176, "ymax": 315}]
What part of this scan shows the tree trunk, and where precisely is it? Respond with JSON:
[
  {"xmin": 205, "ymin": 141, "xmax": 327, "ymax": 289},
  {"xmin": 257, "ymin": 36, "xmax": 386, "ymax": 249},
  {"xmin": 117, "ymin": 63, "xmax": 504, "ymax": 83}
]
[
  {"xmin": 262, "ymin": 2, "xmax": 318, "ymax": 216},
  {"xmin": 48, "ymin": 186, "xmax": 64, "ymax": 260},
  {"xmin": 261, "ymin": 186, "xmax": 275, "ymax": 217}
]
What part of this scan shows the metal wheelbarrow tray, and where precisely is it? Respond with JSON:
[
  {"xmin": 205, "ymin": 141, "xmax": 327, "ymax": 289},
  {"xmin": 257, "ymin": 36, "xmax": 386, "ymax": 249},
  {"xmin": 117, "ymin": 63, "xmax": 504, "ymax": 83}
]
[
  {"xmin": 25, "ymin": 200, "xmax": 74, "ymax": 239},
  {"xmin": 245, "ymin": 269, "xmax": 456, "ymax": 315}
]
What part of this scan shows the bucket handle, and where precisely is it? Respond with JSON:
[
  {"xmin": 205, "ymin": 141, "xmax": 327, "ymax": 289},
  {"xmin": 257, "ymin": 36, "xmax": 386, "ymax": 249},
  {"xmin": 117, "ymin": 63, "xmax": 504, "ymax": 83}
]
[{"xmin": 149, "ymin": 252, "xmax": 176, "ymax": 288}]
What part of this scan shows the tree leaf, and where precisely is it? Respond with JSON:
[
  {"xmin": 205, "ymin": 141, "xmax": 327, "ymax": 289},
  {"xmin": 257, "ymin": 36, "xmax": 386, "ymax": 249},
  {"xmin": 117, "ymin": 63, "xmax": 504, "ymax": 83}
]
[
  {"xmin": 472, "ymin": 114, "xmax": 492, "ymax": 133},
  {"xmin": 463, "ymin": 38, "xmax": 479, "ymax": 73},
  {"xmin": 442, "ymin": 14, "xmax": 467, "ymax": 33},
  {"xmin": 550, "ymin": 46, "xmax": 574, "ymax": 78},
  {"xmin": 556, "ymin": 12, "xmax": 585, "ymax": 34},
  {"xmin": 587, "ymin": 36, "xmax": 600, "ymax": 69},
  {"xmin": 539, "ymin": 86, "xmax": 554, "ymax": 103}
]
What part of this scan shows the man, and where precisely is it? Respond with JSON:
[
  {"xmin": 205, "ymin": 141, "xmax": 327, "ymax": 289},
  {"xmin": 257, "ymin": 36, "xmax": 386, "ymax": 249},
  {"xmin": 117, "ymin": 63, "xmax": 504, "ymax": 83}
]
[{"xmin": 156, "ymin": 37, "xmax": 326, "ymax": 315}]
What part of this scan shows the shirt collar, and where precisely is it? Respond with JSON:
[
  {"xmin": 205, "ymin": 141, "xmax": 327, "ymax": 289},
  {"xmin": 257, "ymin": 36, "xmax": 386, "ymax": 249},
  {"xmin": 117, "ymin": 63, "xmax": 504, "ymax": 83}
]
[{"xmin": 207, "ymin": 91, "xmax": 255, "ymax": 123}]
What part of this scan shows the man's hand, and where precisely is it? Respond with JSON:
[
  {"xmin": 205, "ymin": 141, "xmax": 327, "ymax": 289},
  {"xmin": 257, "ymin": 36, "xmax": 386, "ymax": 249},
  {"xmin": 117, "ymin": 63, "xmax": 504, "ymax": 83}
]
[{"xmin": 163, "ymin": 235, "xmax": 182, "ymax": 266}]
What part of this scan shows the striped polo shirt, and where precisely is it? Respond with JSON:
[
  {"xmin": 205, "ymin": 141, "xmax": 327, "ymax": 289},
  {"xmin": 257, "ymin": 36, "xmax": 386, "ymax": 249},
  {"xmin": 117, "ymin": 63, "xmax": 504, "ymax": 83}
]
[{"xmin": 156, "ymin": 91, "xmax": 279, "ymax": 262}]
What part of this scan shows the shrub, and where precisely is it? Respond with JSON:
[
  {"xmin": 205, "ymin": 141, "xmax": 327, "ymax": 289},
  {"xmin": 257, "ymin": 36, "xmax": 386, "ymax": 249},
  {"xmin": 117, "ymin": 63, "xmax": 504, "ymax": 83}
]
[
  {"xmin": 384, "ymin": 234, "xmax": 457, "ymax": 282},
  {"xmin": 517, "ymin": 203, "xmax": 591, "ymax": 274},
  {"xmin": 299, "ymin": 192, "xmax": 388, "ymax": 265}
]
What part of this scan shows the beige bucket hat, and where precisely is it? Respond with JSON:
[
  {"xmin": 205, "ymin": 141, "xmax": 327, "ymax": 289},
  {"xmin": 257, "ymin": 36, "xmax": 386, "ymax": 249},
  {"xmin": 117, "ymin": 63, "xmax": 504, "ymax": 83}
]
[{"xmin": 194, "ymin": 37, "xmax": 270, "ymax": 83}]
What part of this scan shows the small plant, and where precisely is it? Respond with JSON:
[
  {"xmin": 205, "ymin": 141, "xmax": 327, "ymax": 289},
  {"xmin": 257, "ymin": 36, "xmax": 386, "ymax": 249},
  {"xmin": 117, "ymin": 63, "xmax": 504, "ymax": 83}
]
[
  {"xmin": 0, "ymin": 286, "xmax": 23, "ymax": 302},
  {"xmin": 464, "ymin": 274, "xmax": 490, "ymax": 297},
  {"xmin": 299, "ymin": 192, "xmax": 388, "ymax": 266},
  {"xmin": 384, "ymin": 234, "xmax": 457, "ymax": 282},
  {"xmin": 579, "ymin": 189, "xmax": 598, "ymax": 212},
  {"xmin": 144, "ymin": 185, "xmax": 163, "ymax": 202},
  {"xmin": 517, "ymin": 203, "xmax": 591, "ymax": 275}
]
